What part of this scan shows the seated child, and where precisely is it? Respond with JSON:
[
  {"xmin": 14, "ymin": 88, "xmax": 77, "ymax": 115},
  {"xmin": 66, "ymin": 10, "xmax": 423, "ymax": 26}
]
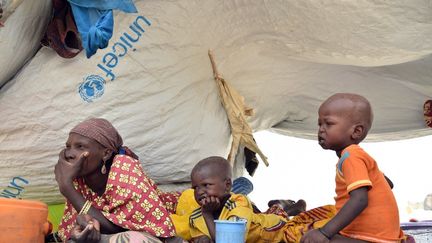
[
  {"xmin": 178, "ymin": 156, "xmax": 335, "ymax": 243},
  {"xmin": 301, "ymin": 93, "xmax": 405, "ymax": 242},
  {"xmin": 188, "ymin": 156, "xmax": 288, "ymax": 242}
]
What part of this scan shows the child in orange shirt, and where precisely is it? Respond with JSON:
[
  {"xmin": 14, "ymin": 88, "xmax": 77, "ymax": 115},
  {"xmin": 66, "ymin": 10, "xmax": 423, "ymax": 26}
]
[{"xmin": 301, "ymin": 93, "xmax": 405, "ymax": 243}]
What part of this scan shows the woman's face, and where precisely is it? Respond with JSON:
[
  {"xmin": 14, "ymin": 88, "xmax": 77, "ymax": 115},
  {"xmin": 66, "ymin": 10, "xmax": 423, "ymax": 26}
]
[{"xmin": 64, "ymin": 133, "xmax": 108, "ymax": 177}]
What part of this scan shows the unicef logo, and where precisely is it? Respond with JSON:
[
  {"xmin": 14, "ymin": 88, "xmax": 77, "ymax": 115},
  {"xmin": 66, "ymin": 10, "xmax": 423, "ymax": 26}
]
[{"xmin": 79, "ymin": 75, "xmax": 106, "ymax": 102}]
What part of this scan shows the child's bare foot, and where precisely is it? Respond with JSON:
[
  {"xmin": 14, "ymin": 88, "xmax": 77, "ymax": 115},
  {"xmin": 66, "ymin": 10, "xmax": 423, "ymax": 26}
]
[
  {"xmin": 267, "ymin": 199, "xmax": 295, "ymax": 209},
  {"xmin": 285, "ymin": 199, "xmax": 306, "ymax": 216},
  {"xmin": 267, "ymin": 199, "xmax": 307, "ymax": 216}
]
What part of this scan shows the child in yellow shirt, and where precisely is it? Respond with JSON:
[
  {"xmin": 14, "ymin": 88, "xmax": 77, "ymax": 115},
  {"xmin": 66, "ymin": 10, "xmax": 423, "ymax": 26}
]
[{"xmin": 175, "ymin": 156, "xmax": 335, "ymax": 243}]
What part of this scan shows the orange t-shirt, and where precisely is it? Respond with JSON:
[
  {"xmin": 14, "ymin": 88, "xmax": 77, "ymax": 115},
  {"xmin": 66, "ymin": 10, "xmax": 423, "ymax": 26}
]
[{"xmin": 335, "ymin": 144, "xmax": 404, "ymax": 242}]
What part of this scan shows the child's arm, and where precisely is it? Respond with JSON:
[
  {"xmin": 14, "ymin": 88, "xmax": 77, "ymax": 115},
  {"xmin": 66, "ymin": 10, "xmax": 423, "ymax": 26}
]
[
  {"xmin": 203, "ymin": 212, "xmax": 216, "ymax": 241},
  {"xmin": 322, "ymin": 187, "xmax": 368, "ymax": 237},
  {"xmin": 301, "ymin": 187, "xmax": 368, "ymax": 242},
  {"xmin": 200, "ymin": 196, "xmax": 221, "ymax": 241}
]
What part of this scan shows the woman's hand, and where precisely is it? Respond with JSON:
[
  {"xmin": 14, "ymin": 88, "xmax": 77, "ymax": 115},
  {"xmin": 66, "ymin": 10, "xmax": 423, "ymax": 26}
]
[
  {"xmin": 54, "ymin": 149, "xmax": 88, "ymax": 194},
  {"xmin": 71, "ymin": 214, "xmax": 101, "ymax": 243}
]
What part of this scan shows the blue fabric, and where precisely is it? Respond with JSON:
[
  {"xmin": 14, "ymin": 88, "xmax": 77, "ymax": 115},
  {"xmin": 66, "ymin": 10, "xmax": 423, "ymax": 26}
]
[
  {"xmin": 68, "ymin": 0, "xmax": 137, "ymax": 58},
  {"xmin": 119, "ymin": 147, "xmax": 126, "ymax": 155},
  {"xmin": 232, "ymin": 177, "xmax": 254, "ymax": 195}
]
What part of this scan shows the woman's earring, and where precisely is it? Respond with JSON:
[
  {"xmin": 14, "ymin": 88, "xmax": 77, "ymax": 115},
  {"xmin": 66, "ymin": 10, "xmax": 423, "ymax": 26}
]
[{"xmin": 101, "ymin": 161, "xmax": 107, "ymax": 174}]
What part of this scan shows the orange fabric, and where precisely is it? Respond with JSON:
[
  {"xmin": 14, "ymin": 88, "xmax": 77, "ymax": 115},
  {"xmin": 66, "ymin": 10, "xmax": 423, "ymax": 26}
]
[
  {"xmin": 335, "ymin": 144, "xmax": 404, "ymax": 242},
  {"xmin": 283, "ymin": 205, "xmax": 336, "ymax": 242}
]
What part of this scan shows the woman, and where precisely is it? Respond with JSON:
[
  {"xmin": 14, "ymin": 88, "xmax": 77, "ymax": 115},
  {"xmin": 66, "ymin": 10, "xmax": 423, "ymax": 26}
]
[{"xmin": 55, "ymin": 118, "xmax": 181, "ymax": 243}]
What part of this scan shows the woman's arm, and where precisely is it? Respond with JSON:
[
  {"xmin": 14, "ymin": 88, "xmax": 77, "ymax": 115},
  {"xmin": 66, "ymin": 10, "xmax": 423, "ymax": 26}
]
[
  {"xmin": 55, "ymin": 150, "xmax": 125, "ymax": 234},
  {"xmin": 61, "ymin": 185, "xmax": 126, "ymax": 234}
]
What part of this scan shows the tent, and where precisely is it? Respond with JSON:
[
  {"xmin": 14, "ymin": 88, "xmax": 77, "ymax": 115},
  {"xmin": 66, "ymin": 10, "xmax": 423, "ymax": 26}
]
[{"xmin": 1, "ymin": 0, "xmax": 432, "ymax": 205}]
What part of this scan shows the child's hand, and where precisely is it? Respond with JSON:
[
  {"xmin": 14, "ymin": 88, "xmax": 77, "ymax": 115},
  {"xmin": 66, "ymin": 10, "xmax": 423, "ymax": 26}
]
[
  {"xmin": 191, "ymin": 235, "xmax": 213, "ymax": 243},
  {"xmin": 200, "ymin": 195, "xmax": 221, "ymax": 214},
  {"xmin": 71, "ymin": 214, "xmax": 101, "ymax": 243},
  {"xmin": 300, "ymin": 229, "xmax": 329, "ymax": 243}
]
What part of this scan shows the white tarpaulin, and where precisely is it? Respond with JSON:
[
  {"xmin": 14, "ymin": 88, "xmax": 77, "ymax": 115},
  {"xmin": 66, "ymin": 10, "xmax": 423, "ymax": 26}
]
[
  {"xmin": 0, "ymin": 0, "xmax": 432, "ymax": 204},
  {"xmin": 0, "ymin": 0, "xmax": 51, "ymax": 87}
]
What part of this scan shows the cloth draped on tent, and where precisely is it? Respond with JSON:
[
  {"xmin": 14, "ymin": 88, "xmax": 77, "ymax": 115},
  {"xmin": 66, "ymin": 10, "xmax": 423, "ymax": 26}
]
[
  {"xmin": 41, "ymin": 0, "xmax": 82, "ymax": 58},
  {"xmin": 0, "ymin": 0, "xmax": 25, "ymax": 26},
  {"xmin": 208, "ymin": 50, "xmax": 269, "ymax": 175},
  {"xmin": 424, "ymin": 100, "xmax": 432, "ymax": 128},
  {"xmin": 68, "ymin": 0, "xmax": 137, "ymax": 58}
]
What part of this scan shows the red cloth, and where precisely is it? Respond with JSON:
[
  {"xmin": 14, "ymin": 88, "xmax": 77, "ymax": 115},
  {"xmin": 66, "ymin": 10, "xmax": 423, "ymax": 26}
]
[
  {"xmin": 424, "ymin": 100, "xmax": 432, "ymax": 128},
  {"xmin": 41, "ymin": 0, "xmax": 82, "ymax": 58},
  {"xmin": 58, "ymin": 155, "xmax": 179, "ymax": 241},
  {"xmin": 0, "ymin": 4, "xmax": 4, "ymax": 27}
]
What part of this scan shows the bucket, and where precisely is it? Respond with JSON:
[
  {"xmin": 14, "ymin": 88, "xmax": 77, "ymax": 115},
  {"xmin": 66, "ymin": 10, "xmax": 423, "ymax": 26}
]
[
  {"xmin": 0, "ymin": 198, "xmax": 51, "ymax": 243},
  {"xmin": 214, "ymin": 219, "xmax": 247, "ymax": 243}
]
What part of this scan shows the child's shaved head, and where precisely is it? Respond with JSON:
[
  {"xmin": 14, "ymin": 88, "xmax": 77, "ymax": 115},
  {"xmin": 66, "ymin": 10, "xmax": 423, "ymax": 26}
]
[
  {"xmin": 322, "ymin": 93, "xmax": 373, "ymax": 141},
  {"xmin": 191, "ymin": 156, "xmax": 232, "ymax": 180}
]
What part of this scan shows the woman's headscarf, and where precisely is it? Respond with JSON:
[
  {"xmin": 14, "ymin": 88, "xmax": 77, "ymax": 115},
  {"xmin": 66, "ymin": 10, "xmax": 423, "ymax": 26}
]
[{"xmin": 70, "ymin": 118, "xmax": 138, "ymax": 159}]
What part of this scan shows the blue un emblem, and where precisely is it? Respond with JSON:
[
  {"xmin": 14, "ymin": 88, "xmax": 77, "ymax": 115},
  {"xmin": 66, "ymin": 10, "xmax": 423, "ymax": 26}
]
[{"xmin": 79, "ymin": 75, "xmax": 106, "ymax": 102}]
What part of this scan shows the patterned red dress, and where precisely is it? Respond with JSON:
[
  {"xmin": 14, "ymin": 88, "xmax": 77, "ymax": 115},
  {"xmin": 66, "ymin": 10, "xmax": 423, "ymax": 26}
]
[{"xmin": 58, "ymin": 154, "xmax": 180, "ymax": 241}]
